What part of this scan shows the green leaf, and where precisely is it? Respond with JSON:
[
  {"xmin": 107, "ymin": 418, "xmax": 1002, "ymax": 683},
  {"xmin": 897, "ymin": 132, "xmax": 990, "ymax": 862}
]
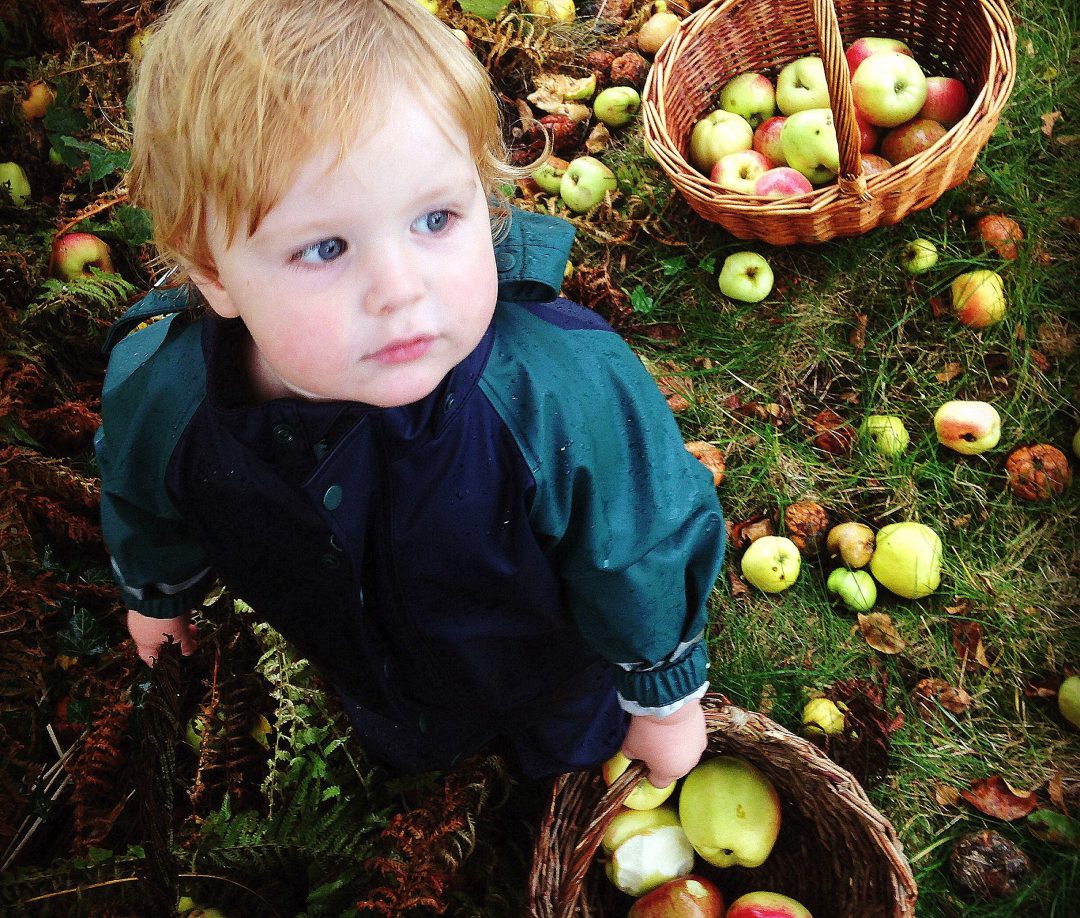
[
  {"xmin": 661, "ymin": 256, "xmax": 688, "ymax": 277},
  {"xmin": 60, "ymin": 138, "xmax": 130, "ymax": 183},
  {"xmin": 43, "ymin": 105, "xmax": 88, "ymax": 137},
  {"xmin": 459, "ymin": 0, "xmax": 511, "ymax": 17},
  {"xmin": 57, "ymin": 609, "xmax": 111, "ymax": 656},
  {"xmin": 699, "ymin": 255, "xmax": 716, "ymax": 274},
  {"xmin": 629, "ymin": 284, "xmax": 655, "ymax": 315},
  {"xmin": 1027, "ymin": 809, "xmax": 1080, "ymax": 847}
]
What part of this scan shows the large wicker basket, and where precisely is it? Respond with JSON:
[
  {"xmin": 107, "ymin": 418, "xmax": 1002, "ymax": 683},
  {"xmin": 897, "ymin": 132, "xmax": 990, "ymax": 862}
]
[
  {"xmin": 642, "ymin": 0, "xmax": 1016, "ymax": 244},
  {"xmin": 528, "ymin": 695, "xmax": 917, "ymax": 917}
]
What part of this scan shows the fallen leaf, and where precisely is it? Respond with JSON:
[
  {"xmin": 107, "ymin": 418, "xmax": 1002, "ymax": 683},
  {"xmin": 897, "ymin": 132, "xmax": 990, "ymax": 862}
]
[
  {"xmin": 1021, "ymin": 675, "xmax": 1058, "ymax": 699},
  {"xmin": 727, "ymin": 567, "xmax": 750, "ymax": 599},
  {"xmin": 1048, "ymin": 770, "xmax": 1067, "ymax": 814},
  {"xmin": 1027, "ymin": 809, "xmax": 1080, "ymax": 847},
  {"xmin": 913, "ymin": 677, "xmax": 974, "ymax": 717},
  {"xmin": 728, "ymin": 514, "xmax": 776, "ymax": 551},
  {"xmin": 961, "ymin": 776, "xmax": 1038, "ymax": 821},
  {"xmin": 858, "ymin": 612, "xmax": 907, "ymax": 654},
  {"xmin": 809, "ymin": 408, "xmax": 857, "ymax": 454},
  {"xmin": 585, "ymin": 122, "xmax": 611, "ymax": 154},
  {"xmin": 952, "ymin": 515, "xmax": 971, "ymax": 529},
  {"xmin": 1041, "ymin": 111, "xmax": 1062, "ymax": 138},
  {"xmin": 936, "ymin": 361, "xmax": 963, "ymax": 383},
  {"xmin": 684, "ymin": 440, "xmax": 725, "ymax": 486},
  {"xmin": 952, "ymin": 620, "xmax": 992, "ymax": 671},
  {"xmin": 945, "ymin": 599, "xmax": 972, "ymax": 616},
  {"xmin": 935, "ymin": 782, "xmax": 962, "ymax": 807},
  {"xmin": 849, "ymin": 313, "xmax": 868, "ymax": 350}
]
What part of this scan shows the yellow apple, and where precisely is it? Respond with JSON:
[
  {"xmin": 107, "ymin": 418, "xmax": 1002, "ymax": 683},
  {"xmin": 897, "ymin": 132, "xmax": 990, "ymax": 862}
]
[
  {"xmin": 601, "ymin": 750, "xmax": 676, "ymax": 809},
  {"xmin": 740, "ymin": 535, "xmax": 801, "ymax": 593},
  {"xmin": 601, "ymin": 805, "xmax": 681, "ymax": 855},
  {"xmin": 1058, "ymin": 675, "xmax": 1080, "ymax": 730},
  {"xmin": 604, "ymin": 823, "xmax": 695, "ymax": 896},
  {"xmin": 869, "ymin": 521, "xmax": 942, "ymax": 599},
  {"xmin": 951, "ymin": 270, "xmax": 1006, "ymax": 328}
]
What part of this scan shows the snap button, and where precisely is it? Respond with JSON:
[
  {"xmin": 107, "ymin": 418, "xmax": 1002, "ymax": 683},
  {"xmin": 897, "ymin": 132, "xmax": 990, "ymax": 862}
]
[
  {"xmin": 322, "ymin": 484, "xmax": 343, "ymax": 510},
  {"xmin": 495, "ymin": 251, "xmax": 517, "ymax": 273},
  {"xmin": 272, "ymin": 423, "xmax": 295, "ymax": 443},
  {"xmin": 319, "ymin": 553, "xmax": 340, "ymax": 570}
]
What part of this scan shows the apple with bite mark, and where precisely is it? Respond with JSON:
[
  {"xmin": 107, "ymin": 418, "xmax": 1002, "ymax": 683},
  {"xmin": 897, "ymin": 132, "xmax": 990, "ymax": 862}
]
[
  {"xmin": 740, "ymin": 535, "xmax": 800, "ymax": 592},
  {"xmin": 720, "ymin": 72, "xmax": 776, "ymax": 128},
  {"xmin": 718, "ymin": 251, "xmax": 774, "ymax": 303},
  {"xmin": 593, "ymin": 86, "xmax": 641, "ymax": 128},
  {"xmin": 845, "ymin": 36, "xmax": 913, "ymax": 75},
  {"xmin": 21, "ymin": 80, "xmax": 56, "ymax": 120},
  {"xmin": 50, "ymin": 232, "xmax": 115, "ymax": 280},
  {"xmin": 933, "ymin": 400, "xmax": 1002, "ymax": 454},
  {"xmin": 601, "ymin": 750, "xmax": 676, "ymax": 810},
  {"xmin": 711, "ymin": 150, "xmax": 772, "ymax": 194},
  {"xmin": 628, "ymin": 875, "xmax": 725, "ymax": 918},
  {"xmin": 0, "ymin": 162, "xmax": 31, "ymax": 206},
  {"xmin": 869, "ymin": 521, "xmax": 942, "ymax": 599},
  {"xmin": 781, "ymin": 108, "xmax": 839, "ymax": 184},
  {"xmin": 753, "ymin": 116, "xmax": 787, "ymax": 165},
  {"xmin": 851, "ymin": 52, "xmax": 927, "ymax": 127},
  {"xmin": 900, "ymin": 237, "xmax": 939, "ymax": 274},
  {"xmin": 531, "ymin": 155, "xmax": 570, "ymax": 194},
  {"xmin": 775, "ymin": 56, "xmax": 829, "ymax": 115},
  {"xmin": 860, "ymin": 153, "xmax": 892, "ymax": 176},
  {"xmin": 726, "ymin": 890, "xmax": 813, "ymax": 918},
  {"xmin": 559, "ymin": 156, "xmax": 617, "ymax": 212},
  {"xmin": 602, "ymin": 805, "xmax": 681, "ymax": 854},
  {"xmin": 919, "ymin": 76, "xmax": 969, "ymax": 127},
  {"xmin": 880, "ymin": 117, "xmax": 946, "ymax": 163},
  {"xmin": 951, "ymin": 269, "xmax": 1006, "ymax": 328},
  {"xmin": 689, "ymin": 109, "xmax": 754, "ymax": 173},
  {"xmin": 605, "ymin": 823, "xmax": 696, "ymax": 896},
  {"xmin": 754, "ymin": 167, "xmax": 812, "ymax": 197}
]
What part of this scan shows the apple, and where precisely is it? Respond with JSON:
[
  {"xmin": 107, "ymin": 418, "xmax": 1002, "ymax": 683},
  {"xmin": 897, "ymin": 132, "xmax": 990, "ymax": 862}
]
[
  {"xmin": 720, "ymin": 72, "xmax": 776, "ymax": 128},
  {"xmin": 726, "ymin": 891, "xmax": 813, "ymax": 918},
  {"xmin": 802, "ymin": 697, "xmax": 846, "ymax": 736},
  {"xmin": 21, "ymin": 80, "xmax": 55, "ymax": 120},
  {"xmin": 919, "ymin": 76, "xmax": 970, "ymax": 127},
  {"xmin": 851, "ymin": 52, "xmax": 928, "ymax": 127},
  {"xmin": 860, "ymin": 153, "xmax": 892, "ymax": 176},
  {"xmin": 559, "ymin": 156, "xmax": 617, "ymax": 212},
  {"xmin": 594, "ymin": 86, "xmax": 641, "ymax": 127},
  {"xmin": 740, "ymin": 535, "xmax": 800, "ymax": 592},
  {"xmin": 638, "ymin": 2, "xmax": 681, "ymax": 56},
  {"xmin": 754, "ymin": 167, "xmax": 813, "ymax": 197},
  {"xmin": 826, "ymin": 522, "xmax": 876, "ymax": 569},
  {"xmin": 880, "ymin": 117, "xmax": 947, "ymax": 163},
  {"xmin": 861, "ymin": 414, "xmax": 910, "ymax": 456},
  {"xmin": 855, "ymin": 110, "xmax": 880, "ymax": 153},
  {"xmin": 605, "ymin": 823, "xmax": 696, "ymax": 896},
  {"xmin": 753, "ymin": 116, "xmax": 787, "ymax": 165},
  {"xmin": 0, "ymin": 162, "xmax": 31, "ymax": 207},
  {"xmin": 869, "ymin": 521, "xmax": 942, "ymax": 599},
  {"xmin": 826, "ymin": 567, "xmax": 877, "ymax": 612},
  {"xmin": 689, "ymin": 109, "xmax": 754, "ymax": 173},
  {"xmin": 531, "ymin": 155, "xmax": 570, "ymax": 194},
  {"xmin": 628, "ymin": 875, "xmax": 724, "ymax": 918},
  {"xmin": 525, "ymin": 0, "xmax": 576, "ymax": 21},
  {"xmin": 679, "ymin": 755, "xmax": 781, "ymax": 868},
  {"xmin": 718, "ymin": 251, "xmax": 774, "ymax": 303},
  {"xmin": 900, "ymin": 237, "xmax": 939, "ymax": 274},
  {"xmin": 933, "ymin": 400, "xmax": 1002, "ymax": 454},
  {"xmin": 711, "ymin": 150, "xmax": 772, "ymax": 194},
  {"xmin": 50, "ymin": 232, "xmax": 115, "ymax": 280},
  {"xmin": 1072, "ymin": 425, "xmax": 1080, "ymax": 461},
  {"xmin": 1058, "ymin": 675, "xmax": 1080, "ymax": 730},
  {"xmin": 975, "ymin": 214, "xmax": 1023, "ymax": 260},
  {"xmin": 128, "ymin": 28, "xmax": 154, "ymax": 62},
  {"xmin": 602, "ymin": 750, "xmax": 677, "ymax": 810},
  {"xmin": 458, "ymin": 0, "xmax": 511, "ymax": 18},
  {"xmin": 780, "ymin": 108, "xmax": 839, "ymax": 184},
  {"xmin": 602, "ymin": 805, "xmax": 682, "ymax": 855},
  {"xmin": 775, "ymin": 56, "xmax": 830, "ymax": 115},
  {"xmin": 951, "ymin": 269, "xmax": 1006, "ymax": 328},
  {"xmin": 845, "ymin": 36, "xmax": 913, "ymax": 75}
]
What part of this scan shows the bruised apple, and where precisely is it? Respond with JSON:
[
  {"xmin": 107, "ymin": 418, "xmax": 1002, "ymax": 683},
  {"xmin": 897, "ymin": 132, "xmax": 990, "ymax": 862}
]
[
  {"xmin": 628, "ymin": 875, "xmax": 724, "ymax": 918},
  {"xmin": 602, "ymin": 750, "xmax": 676, "ymax": 809},
  {"xmin": 726, "ymin": 891, "xmax": 813, "ymax": 918}
]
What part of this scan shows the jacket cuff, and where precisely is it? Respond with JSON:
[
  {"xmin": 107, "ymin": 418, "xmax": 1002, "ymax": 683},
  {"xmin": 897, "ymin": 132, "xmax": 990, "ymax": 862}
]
[
  {"xmin": 612, "ymin": 639, "xmax": 709, "ymax": 715},
  {"xmin": 114, "ymin": 560, "xmax": 211, "ymax": 618}
]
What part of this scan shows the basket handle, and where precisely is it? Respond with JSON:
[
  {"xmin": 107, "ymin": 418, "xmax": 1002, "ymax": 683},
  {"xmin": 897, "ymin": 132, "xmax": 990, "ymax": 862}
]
[{"xmin": 809, "ymin": 0, "xmax": 870, "ymax": 201}]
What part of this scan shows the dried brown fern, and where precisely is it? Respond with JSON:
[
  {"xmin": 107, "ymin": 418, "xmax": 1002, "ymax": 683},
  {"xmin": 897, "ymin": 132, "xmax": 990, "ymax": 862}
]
[{"xmin": 67, "ymin": 694, "xmax": 133, "ymax": 853}]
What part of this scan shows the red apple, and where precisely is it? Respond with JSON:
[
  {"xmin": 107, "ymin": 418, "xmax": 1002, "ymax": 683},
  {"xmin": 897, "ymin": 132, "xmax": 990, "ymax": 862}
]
[
  {"xmin": 726, "ymin": 891, "xmax": 813, "ymax": 918},
  {"xmin": 951, "ymin": 269, "xmax": 1005, "ymax": 328},
  {"xmin": 753, "ymin": 116, "xmax": 787, "ymax": 166},
  {"xmin": 628, "ymin": 875, "xmax": 724, "ymax": 918},
  {"xmin": 854, "ymin": 111, "xmax": 879, "ymax": 153},
  {"xmin": 845, "ymin": 36, "xmax": 913, "ymax": 75},
  {"xmin": 860, "ymin": 153, "xmax": 892, "ymax": 176},
  {"xmin": 933, "ymin": 400, "xmax": 1002, "ymax": 455},
  {"xmin": 880, "ymin": 117, "xmax": 946, "ymax": 163},
  {"xmin": 711, "ymin": 149, "xmax": 773, "ymax": 194},
  {"xmin": 754, "ymin": 166, "xmax": 813, "ymax": 197},
  {"xmin": 50, "ymin": 232, "xmax": 115, "ymax": 280},
  {"xmin": 919, "ymin": 76, "xmax": 969, "ymax": 127},
  {"xmin": 21, "ymin": 80, "xmax": 56, "ymax": 120}
]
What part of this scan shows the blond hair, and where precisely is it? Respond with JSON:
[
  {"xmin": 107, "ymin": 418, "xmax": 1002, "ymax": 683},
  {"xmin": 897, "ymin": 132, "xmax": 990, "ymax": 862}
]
[{"xmin": 128, "ymin": 0, "xmax": 520, "ymax": 277}]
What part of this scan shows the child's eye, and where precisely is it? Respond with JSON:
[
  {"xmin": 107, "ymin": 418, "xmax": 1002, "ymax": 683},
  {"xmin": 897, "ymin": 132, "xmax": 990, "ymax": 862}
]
[
  {"xmin": 295, "ymin": 237, "xmax": 347, "ymax": 264},
  {"xmin": 413, "ymin": 210, "xmax": 453, "ymax": 234}
]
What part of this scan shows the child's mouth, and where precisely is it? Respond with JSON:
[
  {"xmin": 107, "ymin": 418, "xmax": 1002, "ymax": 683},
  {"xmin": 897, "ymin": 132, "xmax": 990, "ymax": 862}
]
[{"xmin": 366, "ymin": 335, "xmax": 435, "ymax": 364}]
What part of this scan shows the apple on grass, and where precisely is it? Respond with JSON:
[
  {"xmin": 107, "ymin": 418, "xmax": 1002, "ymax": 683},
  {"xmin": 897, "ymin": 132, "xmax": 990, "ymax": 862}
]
[
  {"xmin": 559, "ymin": 156, "xmax": 617, "ymax": 212},
  {"xmin": 827, "ymin": 567, "xmax": 877, "ymax": 612},
  {"xmin": 826, "ymin": 522, "xmax": 876, "ymax": 569},
  {"xmin": 50, "ymin": 232, "xmax": 115, "ymax": 280},
  {"xmin": 933, "ymin": 400, "xmax": 1002, "ymax": 454},
  {"xmin": 740, "ymin": 535, "xmax": 800, "ymax": 592},
  {"xmin": 0, "ymin": 162, "xmax": 31, "ymax": 207},
  {"xmin": 718, "ymin": 251, "xmax": 774, "ymax": 303},
  {"xmin": 951, "ymin": 269, "xmax": 1006, "ymax": 328},
  {"xmin": 753, "ymin": 116, "xmax": 787, "ymax": 165},
  {"xmin": 21, "ymin": 80, "xmax": 55, "ymax": 120},
  {"xmin": 711, "ymin": 150, "xmax": 772, "ymax": 194},
  {"xmin": 720, "ymin": 72, "xmax": 776, "ymax": 128},
  {"xmin": 780, "ymin": 108, "xmax": 839, "ymax": 184},
  {"xmin": 900, "ymin": 238, "xmax": 939, "ymax": 274},
  {"xmin": 531, "ymin": 155, "xmax": 570, "ymax": 194},
  {"xmin": 689, "ymin": 109, "xmax": 754, "ymax": 174},
  {"xmin": 775, "ymin": 56, "xmax": 830, "ymax": 115},
  {"xmin": 920, "ymin": 76, "xmax": 970, "ymax": 127},
  {"xmin": 593, "ymin": 86, "xmax": 641, "ymax": 128},
  {"xmin": 726, "ymin": 891, "xmax": 813, "ymax": 918},
  {"xmin": 880, "ymin": 117, "xmax": 947, "ymax": 163},
  {"xmin": 601, "ymin": 751, "xmax": 676, "ymax": 809},
  {"xmin": 628, "ymin": 876, "xmax": 725, "ymax": 918},
  {"xmin": 1073, "ymin": 425, "xmax": 1080, "ymax": 461},
  {"xmin": 1059, "ymin": 675, "xmax": 1080, "ymax": 730},
  {"xmin": 869, "ymin": 521, "xmax": 942, "ymax": 599},
  {"xmin": 862, "ymin": 414, "xmax": 910, "ymax": 456},
  {"xmin": 679, "ymin": 755, "xmax": 781, "ymax": 868},
  {"xmin": 851, "ymin": 52, "xmax": 927, "ymax": 127},
  {"xmin": 845, "ymin": 36, "xmax": 913, "ymax": 75},
  {"xmin": 754, "ymin": 167, "xmax": 812, "ymax": 198}
]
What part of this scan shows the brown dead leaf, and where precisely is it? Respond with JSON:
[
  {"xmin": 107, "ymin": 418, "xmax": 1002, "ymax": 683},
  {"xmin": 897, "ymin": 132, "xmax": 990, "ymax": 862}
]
[
  {"xmin": 961, "ymin": 776, "xmax": 1038, "ymax": 821},
  {"xmin": 728, "ymin": 514, "xmax": 776, "ymax": 551},
  {"xmin": 1049, "ymin": 770, "xmax": 1068, "ymax": 815},
  {"xmin": 1041, "ymin": 111, "xmax": 1063, "ymax": 138},
  {"xmin": 936, "ymin": 361, "xmax": 963, "ymax": 383},
  {"xmin": 723, "ymin": 394, "xmax": 792, "ymax": 427},
  {"xmin": 1022, "ymin": 675, "xmax": 1059, "ymax": 699},
  {"xmin": 585, "ymin": 122, "xmax": 611, "ymax": 154},
  {"xmin": 913, "ymin": 677, "xmax": 974, "ymax": 717},
  {"xmin": 929, "ymin": 295, "xmax": 947, "ymax": 319},
  {"xmin": 727, "ymin": 566, "xmax": 751, "ymax": 599},
  {"xmin": 684, "ymin": 441, "xmax": 725, "ymax": 486},
  {"xmin": 945, "ymin": 599, "xmax": 973, "ymax": 616},
  {"xmin": 857, "ymin": 613, "xmax": 907, "ymax": 654},
  {"xmin": 952, "ymin": 515, "xmax": 971, "ymax": 529},
  {"xmin": 849, "ymin": 313, "xmax": 868, "ymax": 350},
  {"xmin": 953, "ymin": 620, "xmax": 992, "ymax": 671},
  {"xmin": 809, "ymin": 408, "xmax": 857, "ymax": 455},
  {"xmin": 935, "ymin": 782, "xmax": 962, "ymax": 807}
]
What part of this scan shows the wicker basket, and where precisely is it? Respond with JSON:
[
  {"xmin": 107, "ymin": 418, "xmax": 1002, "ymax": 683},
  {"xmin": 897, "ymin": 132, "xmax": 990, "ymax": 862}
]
[
  {"xmin": 528, "ymin": 695, "xmax": 917, "ymax": 918},
  {"xmin": 642, "ymin": 0, "xmax": 1016, "ymax": 244}
]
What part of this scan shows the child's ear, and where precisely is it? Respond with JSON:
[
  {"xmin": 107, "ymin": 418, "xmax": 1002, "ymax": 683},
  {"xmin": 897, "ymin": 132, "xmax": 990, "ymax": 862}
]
[{"xmin": 187, "ymin": 265, "xmax": 240, "ymax": 319}]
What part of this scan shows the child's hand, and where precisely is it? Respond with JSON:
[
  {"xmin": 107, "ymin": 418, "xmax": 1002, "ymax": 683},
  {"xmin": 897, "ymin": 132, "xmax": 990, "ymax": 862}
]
[
  {"xmin": 127, "ymin": 610, "xmax": 198, "ymax": 666},
  {"xmin": 620, "ymin": 698, "xmax": 707, "ymax": 790}
]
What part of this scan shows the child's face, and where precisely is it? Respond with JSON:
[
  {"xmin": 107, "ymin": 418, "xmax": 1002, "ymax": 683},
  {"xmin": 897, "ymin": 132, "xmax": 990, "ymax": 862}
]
[{"xmin": 192, "ymin": 89, "xmax": 499, "ymax": 407}]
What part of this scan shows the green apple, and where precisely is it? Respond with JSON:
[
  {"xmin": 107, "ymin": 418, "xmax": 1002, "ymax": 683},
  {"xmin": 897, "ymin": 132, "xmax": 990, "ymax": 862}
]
[
  {"xmin": 1072, "ymin": 425, "xmax": 1080, "ymax": 460},
  {"xmin": 413, "ymin": 0, "xmax": 440, "ymax": 12},
  {"xmin": 869, "ymin": 521, "xmax": 942, "ymax": 599},
  {"xmin": 601, "ymin": 805, "xmax": 681, "ymax": 855},
  {"xmin": 689, "ymin": 109, "xmax": 754, "ymax": 174},
  {"xmin": 678, "ymin": 755, "xmax": 781, "ymax": 868},
  {"xmin": 525, "ymin": 0, "xmax": 576, "ymax": 21},
  {"xmin": 0, "ymin": 162, "xmax": 31, "ymax": 206},
  {"xmin": 50, "ymin": 232, "xmax": 115, "ymax": 280},
  {"xmin": 605, "ymin": 823, "xmax": 695, "ymax": 896},
  {"xmin": 128, "ymin": 28, "xmax": 154, "ymax": 62},
  {"xmin": 726, "ymin": 891, "xmax": 812, "ymax": 918},
  {"xmin": 900, "ymin": 237, "xmax": 939, "ymax": 274},
  {"xmin": 593, "ymin": 86, "xmax": 641, "ymax": 128},
  {"xmin": 802, "ymin": 697, "xmax": 846, "ymax": 736},
  {"xmin": 951, "ymin": 270, "xmax": 1006, "ymax": 328},
  {"xmin": 531, "ymin": 155, "xmax": 569, "ymax": 194},
  {"xmin": 637, "ymin": 3, "xmax": 681, "ymax": 56},
  {"xmin": 1058, "ymin": 675, "xmax": 1080, "ymax": 730},
  {"xmin": 826, "ymin": 522, "xmax": 876, "ymax": 569},
  {"xmin": 740, "ymin": 535, "xmax": 800, "ymax": 592},
  {"xmin": 861, "ymin": 414, "xmax": 910, "ymax": 456},
  {"xmin": 718, "ymin": 251, "xmax": 774, "ymax": 303},
  {"xmin": 780, "ymin": 108, "xmax": 839, "ymax": 184},
  {"xmin": 719, "ymin": 72, "xmax": 776, "ymax": 128},
  {"xmin": 775, "ymin": 56, "xmax": 829, "ymax": 115},
  {"xmin": 851, "ymin": 52, "xmax": 927, "ymax": 127},
  {"xmin": 933, "ymin": 400, "xmax": 1001, "ymax": 454},
  {"xmin": 826, "ymin": 567, "xmax": 877, "ymax": 612},
  {"xmin": 601, "ymin": 750, "xmax": 676, "ymax": 810},
  {"xmin": 559, "ymin": 156, "xmax": 616, "ymax": 212}
]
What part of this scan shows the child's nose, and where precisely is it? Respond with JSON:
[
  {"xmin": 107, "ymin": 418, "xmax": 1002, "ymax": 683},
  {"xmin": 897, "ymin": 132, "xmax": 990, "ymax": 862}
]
[{"xmin": 363, "ymin": 245, "xmax": 424, "ymax": 315}]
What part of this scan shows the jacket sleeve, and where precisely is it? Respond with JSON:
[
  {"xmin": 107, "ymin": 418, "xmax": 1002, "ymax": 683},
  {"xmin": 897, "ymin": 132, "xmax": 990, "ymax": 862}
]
[{"xmin": 96, "ymin": 303, "xmax": 213, "ymax": 618}]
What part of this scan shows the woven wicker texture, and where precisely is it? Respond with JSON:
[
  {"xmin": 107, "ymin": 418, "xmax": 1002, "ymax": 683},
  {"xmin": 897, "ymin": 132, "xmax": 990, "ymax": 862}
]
[
  {"xmin": 528, "ymin": 695, "xmax": 917, "ymax": 918},
  {"xmin": 643, "ymin": 0, "xmax": 1016, "ymax": 244}
]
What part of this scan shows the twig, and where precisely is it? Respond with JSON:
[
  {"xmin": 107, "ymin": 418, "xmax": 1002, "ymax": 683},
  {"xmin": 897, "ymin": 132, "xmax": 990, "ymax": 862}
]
[{"xmin": 55, "ymin": 190, "xmax": 130, "ymax": 239}]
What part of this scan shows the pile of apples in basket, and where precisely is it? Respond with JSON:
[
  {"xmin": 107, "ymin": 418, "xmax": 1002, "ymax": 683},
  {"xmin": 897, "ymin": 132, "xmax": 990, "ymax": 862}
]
[
  {"xmin": 600, "ymin": 751, "xmax": 807, "ymax": 918},
  {"xmin": 692, "ymin": 36, "xmax": 970, "ymax": 196}
]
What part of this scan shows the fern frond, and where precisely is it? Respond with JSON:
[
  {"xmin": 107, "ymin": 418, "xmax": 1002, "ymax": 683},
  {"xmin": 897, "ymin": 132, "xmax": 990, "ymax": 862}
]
[{"xmin": 26, "ymin": 272, "xmax": 135, "ymax": 322}]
